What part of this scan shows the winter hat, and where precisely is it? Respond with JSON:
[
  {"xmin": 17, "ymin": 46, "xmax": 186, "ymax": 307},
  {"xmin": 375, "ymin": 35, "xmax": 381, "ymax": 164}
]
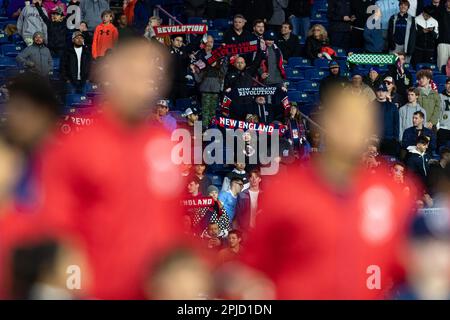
[
  {"xmin": 369, "ymin": 66, "xmax": 380, "ymax": 74},
  {"xmin": 264, "ymin": 30, "xmax": 277, "ymax": 41},
  {"xmin": 33, "ymin": 31, "xmax": 45, "ymax": 40},
  {"xmin": 207, "ymin": 185, "xmax": 219, "ymax": 195},
  {"xmin": 328, "ymin": 60, "xmax": 339, "ymax": 69}
]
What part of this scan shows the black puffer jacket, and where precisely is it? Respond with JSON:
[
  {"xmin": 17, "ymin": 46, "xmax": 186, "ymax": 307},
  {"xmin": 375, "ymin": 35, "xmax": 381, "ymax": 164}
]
[
  {"xmin": 36, "ymin": 4, "xmax": 67, "ymax": 51},
  {"xmin": 60, "ymin": 45, "xmax": 92, "ymax": 83}
]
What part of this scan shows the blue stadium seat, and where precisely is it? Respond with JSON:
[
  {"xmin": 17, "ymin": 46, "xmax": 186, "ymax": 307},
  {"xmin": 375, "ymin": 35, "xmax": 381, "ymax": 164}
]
[
  {"xmin": 337, "ymin": 60, "xmax": 348, "ymax": 71},
  {"xmin": 53, "ymin": 57, "xmax": 60, "ymax": 70},
  {"xmin": 187, "ymin": 17, "xmax": 208, "ymax": 25},
  {"xmin": 416, "ymin": 63, "xmax": 439, "ymax": 72},
  {"xmin": 288, "ymin": 91, "xmax": 312, "ymax": 104},
  {"xmin": 313, "ymin": 58, "xmax": 330, "ymax": 69},
  {"xmin": 304, "ymin": 69, "xmax": 329, "ymax": 81},
  {"xmin": 434, "ymin": 74, "xmax": 448, "ymax": 85},
  {"xmin": 332, "ymin": 47, "xmax": 347, "ymax": 59},
  {"xmin": 208, "ymin": 29, "xmax": 224, "ymax": 42},
  {"xmin": 0, "ymin": 56, "xmax": 17, "ymax": 68},
  {"xmin": 0, "ymin": 32, "xmax": 10, "ymax": 45},
  {"xmin": 310, "ymin": 13, "xmax": 328, "ymax": 27},
  {"xmin": 285, "ymin": 67, "xmax": 304, "ymax": 81},
  {"xmin": 1, "ymin": 44, "xmax": 23, "ymax": 57},
  {"xmin": 211, "ymin": 19, "xmax": 231, "ymax": 31},
  {"xmin": 297, "ymin": 80, "xmax": 320, "ymax": 93},
  {"xmin": 287, "ymin": 57, "xmax": 311, "ymax": 69},
  {"xmin": 65, "ymin": 94, "xmax": 92, "ymax": 107}
]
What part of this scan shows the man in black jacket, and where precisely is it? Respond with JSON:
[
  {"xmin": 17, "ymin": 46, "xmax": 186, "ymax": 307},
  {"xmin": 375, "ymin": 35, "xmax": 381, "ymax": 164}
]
[
  {"xmin": 60, "ymin": 31, "xmax": 92, "ymax": 94},
  {"xmin": 277, "ymin": 21, "xmax": 301, "ymax": 63},
  {"xmin": 169, "ymin": 35, "xmax": 190, "ymax": 100},
  {"xmin": 319, "ymin": 61, "xmax": 348, "ymax": 103},
  {"xmin": 36, "ymin": 4, "xmax": 67, "ymax": 58},
  {"xmin": 350, "ymin": 0, "xmax": 375, "ymax": 49},
  {"xmin": 327, "ymin": 0, "xmax": 353, "ymax": 50}
]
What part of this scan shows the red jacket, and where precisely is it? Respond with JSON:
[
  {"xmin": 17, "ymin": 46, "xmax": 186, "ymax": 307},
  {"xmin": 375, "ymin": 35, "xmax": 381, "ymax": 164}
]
[
  {"xmin": 242, "ymin": 163, "xmax": 417, "ymax": 299},
  {"xmin": 1, "ymin": 111, "xmax": 185, "ymax": 299}
]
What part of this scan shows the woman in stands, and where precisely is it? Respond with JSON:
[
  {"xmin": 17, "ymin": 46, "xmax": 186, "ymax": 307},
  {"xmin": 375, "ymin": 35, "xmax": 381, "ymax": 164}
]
[{"xmin": 304, "ymin": 24, "xmax": 331, "ymax": 61}]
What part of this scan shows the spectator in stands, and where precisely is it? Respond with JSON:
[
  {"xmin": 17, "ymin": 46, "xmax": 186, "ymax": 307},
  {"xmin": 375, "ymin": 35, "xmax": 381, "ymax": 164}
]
[
  {"xmin": 427, "ymin": 146, "xmax": 450, "ymax": 196},
  {"xmin": 219, "ymin": 176, "xmax": 244, "ymax": 221},
  {"xmin": 222, "ymin": 162, "xmax": 249, "ymax": 192},
  {"xmin": 202, "ymin": 222, "xmax": 226, "ymax": 250},
  {"xmin": 117, "ymin": 13, "xmax": 136, "ymax": 41},
  {"xmin": 187, "ymin": 175, "xmax": 202, "ymax": 197},
  {"xmin": 319, "ymin": 60, "xmax": 348, "ymax": 102},
  {"xmin": 245, "ymin": 95, "xmax": 275, "ymax": 124},
  {"xmin": 191, "ymin": 54, "xmax": 227, "ymax": 128},
  {"xmin": 79, "ymin": 21, "xmax": 93, "ymax": 47},
  {"xmin": 188, "ymin": 163, "xmax": 212, "ymax": 196},
  {"xmin": 387, "ymin": 0, "xmax": 416, "ymax": 59},
  {"xmin": 224, "ymin": 56, "xmax": 262, "ymax": 111},
  {"xmin": 386, "ymin": 52, "xmax": 413, "ymax": 103},
  {"xmin": 169, "ymin": 35, "xmax": 190, "ymax": 100},
  {"xmin": 92, "ymin": 10, "xmax": 118, "ymax": 60},
  {"xmin": 277, "ymin": 21, "xmax": 301, "ymax": 63},
  {"xmin": 406, "ymin": 135, "xmax": 431, "ymax": 184},
  {"xmin": 412, "ymin": 7, "xmax": 439, "ymax": 66},
  {"xmin": 267, "ymin": 0, "xmax": 288, "ymax": 31},
  {"xmin": 260, "ymin": 30, "xmax": 286, "ymax": 86},
  {"xmin": 223, "ymin": 14, "xmax": 254, "ymax": 45},
  {"xmin": 304, "ymin": 24, "xmax": 331, "ymax": 60},
  {"xmin": 350, "ymin": 0, "xmax": 376, "ymax": 49},
  {"xmin": 438, "ymin": 78, "xmax": 450, "ymax": 149},
  {"xmin": 327, "ymin": 0, "xmax": 353, "ymax": 50},
  {"xmin": 36, "ymin": 4, "xmax": 67, "ymax": 58},
  {"xmin": 133, "ymin": 0, "xmax": 153, "ymax": 35},
  {"xmin": 346, "ymin": 71, "xmax": 376, "ymax": 102},
  {"xmin": 17, "ymin": 0, "xmax": 47, "ymax": 47},
  {"xmin": 417, "ymin": 69, "xmax": 441, "ymax": 128},
  {"xmin": 123, "ymin": 0, "xmax": 137, "ymax": 26},
  {"xmin": 376, "ymin": 83, "xmax": 400, "ymax": 156},
  {"xmin": 384, "ymin": 75, "xmax": 405, "ymax": 108},
  {"xmin": 218, "ymin": 230, "xmax": 243, "ymax": 264},
  {"xmin": 185, "ymin": 0, "xmax": 207, "ymax": 18},
  {"xmin": 285, "ymin": 102, "xmax": 308, "ymax": 159},
  {"xmin": 436, "ymin": 0, "xmax": 450, "ymax": 72},
  {"xmin": 144, "ymin": 16, "xmax": 171, "ymax": 46},
  {"xmin": 390, "ymin": 162, "xmax": 410, "ymax": 195},
  {"xmin": 399, "ymin": 87, "xmax": 427, "ymax": 140},
  {"xmin": 364, "ymin": 67, "xmax": 383, "ymax": 91},
  {"xmin": 252, "ymin": 19, "xmax": 265, "ymax": 41},
  {"xmin": 206, "ymin": 185, "xmax": 231, "ymax": 234},
  {"xmin": 16, "ymin": 31, "xmax": 53, "ymax": 76},
  {"xmin": 233, "ymin": 0, "xmax": 273, "ymax": 28},
  {"xmin": 42, "ymin": 0, "xmax": 66, "ymax": 15},
  {"xmin": 206, "ymin": 0, "xmax": 231, "ymax": 20},
  {"xmin": 148, "ymin": 99, "xmax": 177, "ymax": 132},
  {"xmin": 80, "ymin": 0, "xmax": 109, "ymax": 32},
  {"xmin": 60, "ymin": 31, "xmax": 92, "ymax": 94},
  {"xmin": 286, "ymin": 0, "xmax": 311, "ymax": 41},
  {"xmin": 425, "ymin": 0, "xmax": 445, "ymax": 19},
  {"xmin": 363, "ymin": 5, "xmax": 384, "ymax": 53},
  {"xmin": 375, "ymin": 0, "xmax": 401, "ymax": 39},
  {"xmin": 234, "ymin": 168, "xmax": 262, "ymax": 235},
  {"xmin": 402, "ymin": 111, "xmax": 437, "ymax": 153},
  {"xmin": 179, "ymin": 106, "xmax": 199, "ymax": 137}
]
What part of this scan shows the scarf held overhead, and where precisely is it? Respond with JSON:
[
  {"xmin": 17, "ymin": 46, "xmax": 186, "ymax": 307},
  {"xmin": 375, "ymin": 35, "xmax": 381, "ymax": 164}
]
[
  {"xmin": 213, "ymin": 116, "xmax": 288, "ymax": 135},
  {"xmin": 153, "ymin": 24, "xmax": 208, "ymax": 37},
  {"xmin": 205, "ymin": 41, "xmax": 258, "ymax": 64}
]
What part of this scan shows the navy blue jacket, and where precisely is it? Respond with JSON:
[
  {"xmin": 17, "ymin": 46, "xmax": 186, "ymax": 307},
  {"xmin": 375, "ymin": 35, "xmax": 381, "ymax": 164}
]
[
  {"xmin": 401, "ymin": 126, "xmax": 437, "ymax": 153},
  {"xmin": 378, "ymin": 100, "xmax": 399, "ymax": 140},
  {"xmin": 406, "ymin": 146, "xmax": 430, "ymax": 186}
]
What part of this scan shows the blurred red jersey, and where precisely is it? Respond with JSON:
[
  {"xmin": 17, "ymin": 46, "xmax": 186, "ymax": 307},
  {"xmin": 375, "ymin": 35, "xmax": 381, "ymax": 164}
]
[
  {"xmin": 242, "ymin": 164, "xmax": 417, "ymax": 299},
  {"xmin": 35, "ymin": 111, "xmax": 184, "ymax": 299}
]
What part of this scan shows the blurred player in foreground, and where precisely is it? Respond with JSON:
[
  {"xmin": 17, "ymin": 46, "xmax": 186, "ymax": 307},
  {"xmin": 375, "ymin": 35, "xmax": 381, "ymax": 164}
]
[
  {"xmin": 241, "ymin": 90, "xmax": 418, "ymax": 299},
  {"xmin": 1, "ymin": 38, "xmax": 189, "ymax": 299}
]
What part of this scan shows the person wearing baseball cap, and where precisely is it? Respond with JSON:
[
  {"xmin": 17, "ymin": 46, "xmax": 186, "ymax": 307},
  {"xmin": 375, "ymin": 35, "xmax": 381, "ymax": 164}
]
[
  {"xmin": 60, "ymin": 30, "xmax": 92, "ymax": 94},
  {"xmin": 261, "ymin": 30, "xmax": 286, "ymax": 86},
  {"xmin": 384, "ymin": 75, "xmax": 404, "ymax": 108},
  {"xmin": 149, "ymin": 99, "xmax": 177, "ymax": 132},
  {"xmin": 375, "ymin": 82, "xmax": 400, "ymax": 156},
  {"xmin": 344, "ymin": 69, "xmax": 376, "ymax": 102},
  {"xmin": 35, "ymin": 1, "xmax": 67, "ymax": 58}
]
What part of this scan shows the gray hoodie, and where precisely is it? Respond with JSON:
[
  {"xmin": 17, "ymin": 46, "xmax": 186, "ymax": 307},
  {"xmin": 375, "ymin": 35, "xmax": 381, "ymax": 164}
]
[
  {"xmin": 17, "ymin": 4, "xmax": 48, "ymax": 41},
  {"xmin": 16, "ymin": 32, "xmax": 53, "ymax": 76},
  {"xmin": 398, "ymin": 102, "xmax": 427, "ymax": 140},
  {"xmin": 80, "ymin": 0, "xmax": 110, "ymax": 31}
]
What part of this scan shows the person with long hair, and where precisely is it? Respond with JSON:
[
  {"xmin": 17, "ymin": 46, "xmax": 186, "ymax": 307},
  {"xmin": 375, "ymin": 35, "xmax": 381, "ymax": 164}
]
[{"xmin": 304, "ymin": 24, "xmax": 331, "ymax": 60}]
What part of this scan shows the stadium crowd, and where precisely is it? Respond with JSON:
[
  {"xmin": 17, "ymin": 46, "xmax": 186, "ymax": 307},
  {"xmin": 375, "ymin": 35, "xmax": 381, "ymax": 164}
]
[{"xmin": 0, "ymin": 0, "xmax": 449, "ymax": 300}]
